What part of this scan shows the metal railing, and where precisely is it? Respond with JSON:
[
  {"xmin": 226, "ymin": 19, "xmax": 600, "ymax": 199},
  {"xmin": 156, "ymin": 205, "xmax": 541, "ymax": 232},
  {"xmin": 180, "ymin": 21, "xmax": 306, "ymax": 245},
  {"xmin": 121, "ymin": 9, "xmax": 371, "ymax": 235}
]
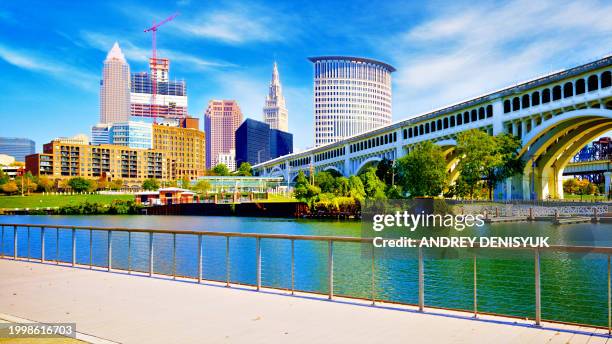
[{"xmin": 0, "ymin": 223, "xmax": 611, "ymax": 333}]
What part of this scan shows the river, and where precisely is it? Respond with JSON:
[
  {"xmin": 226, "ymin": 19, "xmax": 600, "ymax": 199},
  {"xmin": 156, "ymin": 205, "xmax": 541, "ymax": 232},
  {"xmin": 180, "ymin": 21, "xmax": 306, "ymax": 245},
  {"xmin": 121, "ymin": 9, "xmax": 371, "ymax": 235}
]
[{"xmin": 1, "ymin": 215, "xmax": 611, "ymax": 327}]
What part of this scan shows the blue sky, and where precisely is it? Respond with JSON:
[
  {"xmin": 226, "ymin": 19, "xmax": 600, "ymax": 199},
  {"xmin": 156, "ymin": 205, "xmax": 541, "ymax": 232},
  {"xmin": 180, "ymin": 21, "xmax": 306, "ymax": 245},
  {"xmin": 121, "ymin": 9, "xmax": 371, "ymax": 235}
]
[{"xmin": 1, "ymin": 0, "xmax": 611, "ymax": 151}]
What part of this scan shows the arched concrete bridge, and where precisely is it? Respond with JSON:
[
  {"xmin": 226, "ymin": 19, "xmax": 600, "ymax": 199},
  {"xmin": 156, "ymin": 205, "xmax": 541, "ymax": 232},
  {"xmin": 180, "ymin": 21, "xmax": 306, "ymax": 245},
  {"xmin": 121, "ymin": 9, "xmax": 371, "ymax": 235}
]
[{"xmin": 253, "ymin": 56, "xmax": 612, "ymax": 200}]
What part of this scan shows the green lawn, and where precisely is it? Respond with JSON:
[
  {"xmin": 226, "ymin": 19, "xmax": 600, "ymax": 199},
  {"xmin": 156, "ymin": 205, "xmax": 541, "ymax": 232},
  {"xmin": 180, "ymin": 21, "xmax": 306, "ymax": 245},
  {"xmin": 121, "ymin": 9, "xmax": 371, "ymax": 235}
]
[
  {"xmin": 562, "ymin": 194, "xmax": 608, "ymax": 202},
  {"xmin": 0, "ymin": 194, "xmax": 133, "ymax": 209},
  {"xmin": 262, "ymin": 194, "xmax": 298, "ymax": 203}
]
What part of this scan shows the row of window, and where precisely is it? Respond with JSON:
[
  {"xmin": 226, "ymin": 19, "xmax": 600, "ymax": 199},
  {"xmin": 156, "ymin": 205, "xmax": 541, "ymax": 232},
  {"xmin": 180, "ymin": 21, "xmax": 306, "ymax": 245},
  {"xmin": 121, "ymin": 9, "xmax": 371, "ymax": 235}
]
[
  {"xmin": 289, "ymin": 156, "xmax": 311, "ymax": 167},
  {"xmin": 403, "ymin": 105, "xmax": 493, "ymax": 139},
  {"xmin": 350, "ymin": 132, "xmax": 398, "ymax": 154},
  {"xmin": 504, "ymin": 71, "xmax": 612, "ymax": 113},
  {"xmin": 315, "ymin": 147, "xmax": 346, "ymax": 162}
]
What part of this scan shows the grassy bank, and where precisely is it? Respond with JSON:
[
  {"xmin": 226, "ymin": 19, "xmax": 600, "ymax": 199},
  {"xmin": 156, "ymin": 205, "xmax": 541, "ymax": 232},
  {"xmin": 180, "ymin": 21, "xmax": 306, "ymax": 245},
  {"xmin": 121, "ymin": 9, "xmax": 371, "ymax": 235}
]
[{"xmin": 0, "ymin": 194, "xmax": 133, "ymax": 209}]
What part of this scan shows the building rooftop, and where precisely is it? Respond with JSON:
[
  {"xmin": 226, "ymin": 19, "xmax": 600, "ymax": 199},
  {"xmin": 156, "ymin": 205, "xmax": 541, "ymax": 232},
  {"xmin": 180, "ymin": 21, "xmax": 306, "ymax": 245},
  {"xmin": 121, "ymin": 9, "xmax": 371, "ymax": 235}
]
[{"xmin": 308, "ymin": 56, "xmax": 396, "ymax": 72}]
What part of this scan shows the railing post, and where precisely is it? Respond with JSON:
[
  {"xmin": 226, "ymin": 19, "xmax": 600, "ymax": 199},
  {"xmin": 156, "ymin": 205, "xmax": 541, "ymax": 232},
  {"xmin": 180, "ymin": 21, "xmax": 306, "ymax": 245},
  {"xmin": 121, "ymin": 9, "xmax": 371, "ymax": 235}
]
[
  {"xmin": 473, "ymin": 252, "xmax": 478, "ymax": 318},
  {"xmin": 71, "ymin": 228, "xmax": 76, "ymax": 267},
  {"xmin": 371, "ymin": 244, "xmax": 376, "ymax": 305},
  {"xmin": 1, "ymin": 225, "xmax": 4, "ymax": 258},
  {"xmin": 256, "ymin": 237, "xmax": 261, "ymax": 291},
  {"xmin": 226, "ymin": 236, "xmax": 230, "ymax": 287},
  {"xmin": 328, "ymin": 240, "xmax": 333, "ymax": 300},
  {"xmin": 89, "ymin": 229, "xmax": 92, "ymax": 269},
  {"xmin": 418, "ymin": 246, "xmax": 424, "ymax": 312},
  {"xmin": 128, "ymin": 231, "xmax": 131, "ymax": 274},
  {"xmin": 535, "ymin": 248, "xmax": 541, "ymax": 326},
  {"xmin": 197, "ymin": 235, "xmax": 202, "ymax": 283},
  {"xmin": 13, "ymin": 225, "xmax": 17, "ymax": 259},
  {"xmin": 291, "ymin": 239, "xmax": 295, "ymax": 295},
  {"xmin": 173, "ymin": 233, "xmax": 176, "ymax": 280},
  {"xmin": 107, "ymin": 231, "xmax": 112, "ymax": 272},
  {"xmin": 41, "ymin": 227, "xmax": 45, "ymax": 262},
  {"xmin": 608, "ymin": 254, "xmax": 612, "ymax": 335},
  {"xmin": 149, "ymin": 233, "xmax": 153, "ymax": 277}
]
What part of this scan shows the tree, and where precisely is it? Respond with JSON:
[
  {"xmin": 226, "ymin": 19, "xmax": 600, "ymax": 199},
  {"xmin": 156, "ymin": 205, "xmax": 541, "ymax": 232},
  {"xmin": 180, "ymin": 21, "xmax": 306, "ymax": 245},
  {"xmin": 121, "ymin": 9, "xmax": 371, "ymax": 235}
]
[
  {"xmin": 36, "ymin": 176, "xmax": 54, "ymax": 192},
  {"xmin": 67, "ymin": 177, "xmax": 92, "ymax": 193},
  {"xmin": 376, "ymin": 158, "xmax": 395, "ymax": 185},
  {"xmin": 347, "ymin": 176, "xmax": 366, "ymax": 201},
  {"xmin": 142, "ymin": 178, "xmax": 160, "ymax": 191},
  {"xmin": 334, "ymin": 177, "xmax": 350, "ymax": 197},
  {"xmin": 315, "ymin": 171, "xmax": 336, "ymax": 193},
  {"xmin": 212, "ymin": 164, "xmax": 230, "ymax": 176},
  {"xmin": 17, "ymin": 174, "xmax": 38, "ymax": 195},
  {"xmin": 1, "ymin": 181, "xmax": 18, "ymax": 195},
  {"xmin": 192, "ymin": 179, "xmax": 211, "ymax": 195},
  {"xmin": 396, "ymin": 141, "xmax": 447, "ymax": 197},
  {"xmin": 109, "ymin": 179, "xmax": 124, "ymax": 191},
  {"xmin": 97, "ymin": 177, "xmax": 108, "ymax": 190},
  {"xmin": 180, "ymin": 176, "xmax": 191, "ymax": 189},
  {"xmin": 0, "ymin": 167, "xmax": 8, "ymax": 186},
  {"xmin": 236, "ymin": 162, "xmax": 253, "ymax": 176},
  {"xmin": 487, "ymin": 133, "xmax": 523, "ymax": 199},
  {"xmin": 293, "ymin": 170, "xmax": 320, "ymax": 204},
  {"xmin": 359, "ymin": 167, "xmax": 386, "ymax": 199}
]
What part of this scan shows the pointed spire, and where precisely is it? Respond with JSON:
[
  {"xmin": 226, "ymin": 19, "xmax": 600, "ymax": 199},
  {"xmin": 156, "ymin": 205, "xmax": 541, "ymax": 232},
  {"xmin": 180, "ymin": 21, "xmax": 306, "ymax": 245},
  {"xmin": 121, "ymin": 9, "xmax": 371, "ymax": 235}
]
[
  {"xmin": 106, "ymin": 41, "xmax": 126, "ymax": 62},
  {"xmin": 271, "ymin": 61, "xmax": 280, "ymax": 86}
]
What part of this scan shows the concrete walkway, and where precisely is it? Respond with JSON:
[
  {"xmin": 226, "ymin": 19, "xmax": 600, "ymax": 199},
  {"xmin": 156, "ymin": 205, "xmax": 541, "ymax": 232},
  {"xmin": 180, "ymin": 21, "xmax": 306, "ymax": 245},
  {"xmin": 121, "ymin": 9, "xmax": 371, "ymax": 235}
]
[{"xmin": 0, "ymin": 259, "xmax": 609, "ymax": 344}]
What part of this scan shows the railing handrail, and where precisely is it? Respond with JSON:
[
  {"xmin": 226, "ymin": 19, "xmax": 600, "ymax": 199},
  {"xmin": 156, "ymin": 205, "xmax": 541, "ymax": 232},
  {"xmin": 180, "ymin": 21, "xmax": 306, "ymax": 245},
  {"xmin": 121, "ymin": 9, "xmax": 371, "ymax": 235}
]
[{"xmin": 2, "ymin": 223, "xmax": 612, "ymax": 253}]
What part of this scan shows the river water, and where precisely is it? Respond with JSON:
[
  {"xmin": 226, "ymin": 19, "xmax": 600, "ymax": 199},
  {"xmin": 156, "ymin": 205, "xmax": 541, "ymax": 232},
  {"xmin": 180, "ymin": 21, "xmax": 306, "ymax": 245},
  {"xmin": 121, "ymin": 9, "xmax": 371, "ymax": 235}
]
[{"xmin": 1, "ymin": 215, "xmax": 611, "ymax": 327}]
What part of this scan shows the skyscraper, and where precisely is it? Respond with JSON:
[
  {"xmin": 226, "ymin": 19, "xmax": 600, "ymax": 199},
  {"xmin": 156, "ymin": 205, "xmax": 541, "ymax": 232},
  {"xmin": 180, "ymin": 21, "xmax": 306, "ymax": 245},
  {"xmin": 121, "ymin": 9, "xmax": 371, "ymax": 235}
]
[
  {"xmin": 100, "ymin": 42, "xmax": 131, "ymax": 124},
  {"xmin": 263, "ymin": 62, "xmax": 289, "ymax": 132},
  {"xmin": 235, "ymin": 118, "xmax": 293, "ymax": 167},
  {"xmin": 0, "ymin": 137, "xmax": 35, "ymax": 162},
  {"xmin": 204, "ymin": 100, "xmax": 243, "ymax": 169},
  {"xmin": 309, "ymin": 56, "xmax": 395, "ymax": 147},
  {"xmin": 130, "ymin": 58, "xmax": 188, "ymax": 119}
]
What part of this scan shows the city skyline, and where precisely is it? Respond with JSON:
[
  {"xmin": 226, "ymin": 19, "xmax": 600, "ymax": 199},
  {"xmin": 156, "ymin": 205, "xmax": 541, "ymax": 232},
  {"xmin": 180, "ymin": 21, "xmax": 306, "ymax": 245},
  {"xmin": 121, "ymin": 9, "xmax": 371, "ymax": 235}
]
[{"xmin": 1, "ymin": 0, "xmax": 612, "ymax": 152}]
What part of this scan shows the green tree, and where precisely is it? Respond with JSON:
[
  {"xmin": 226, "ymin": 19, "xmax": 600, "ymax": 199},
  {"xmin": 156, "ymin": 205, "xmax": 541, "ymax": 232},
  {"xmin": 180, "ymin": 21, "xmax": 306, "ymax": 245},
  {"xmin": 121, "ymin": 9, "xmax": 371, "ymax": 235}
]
[
  {"xmin": 142, "ymin": 178, "xmax": 160, "ymax": 191},
  {"xmin": 212, "ymin": 164, "xmax": 230, "ymax": 176},
  {"xmin": 67, "ymin": 177, "xmax": 92, "ymax": 193},
  {"xmin": 334, "ymin": 177, "xmax": 350, "ymax": 197},
  {"xmin": 456, "ymin": 130, "xmax": 500, "ymax": 199},
  {"xmin": 315, "ymin": 171, "xmax": 336, "ymax": 193},
  {"xmin": 192, "ymin": 179, "xmax": 211, "ymax": 195},
  {"xmin": 376, "ymin": 158, "xmax": 395, "ymax": 185},
  {"xmin": 235, "ymin": 162, "xmax": 253, "ymax": 176},
  {"xmin": 359, "ymin": 167, "xmax": 386, "ymax": 199},
  {"xmin": 0, "ymin": 167, "xmax": 8, "ymax": 185},
  {"xmin": 293, "ymin": 170, "xmax": 320, "ymax": 204},
  {"xmin": 396, "ymin": 141, "xmax": 447, "ymax": 197},
  {"xmin": 347, "ymin": 176, "xmax": 366, "ymax": 201},
  {"xmin": 488, "ymin": 133, "xmax": 523, "ymax": 199}
]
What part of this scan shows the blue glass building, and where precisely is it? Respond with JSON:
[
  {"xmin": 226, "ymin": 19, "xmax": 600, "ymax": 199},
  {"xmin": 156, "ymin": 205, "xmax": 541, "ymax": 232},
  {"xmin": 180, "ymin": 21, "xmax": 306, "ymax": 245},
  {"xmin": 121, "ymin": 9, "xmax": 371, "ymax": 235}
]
[
  {"xmin": 0, "ymin": 137, "xmax": 35, "ymax": 161},
  {"xmin": 235, "ymin": 119, "xmax": 293, "ymax": 166}
]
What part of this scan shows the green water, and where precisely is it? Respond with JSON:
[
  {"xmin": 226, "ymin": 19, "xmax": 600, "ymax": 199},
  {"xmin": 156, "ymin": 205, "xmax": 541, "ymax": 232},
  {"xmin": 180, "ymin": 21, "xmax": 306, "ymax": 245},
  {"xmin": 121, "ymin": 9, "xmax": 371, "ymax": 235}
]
[{"xmin": 1, "ymin": 215, "xmax": 611, "ymax": 327}]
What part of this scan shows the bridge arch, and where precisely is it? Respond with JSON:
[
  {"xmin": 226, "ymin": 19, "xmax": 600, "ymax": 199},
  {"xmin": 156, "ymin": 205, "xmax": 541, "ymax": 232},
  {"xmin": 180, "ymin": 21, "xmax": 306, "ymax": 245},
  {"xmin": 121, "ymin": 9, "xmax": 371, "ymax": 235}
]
[
  {"xmin": 355, "ymin": 157, "xmax": 382, "ymax": 175},
  {"xmin": 517, "ymin": 108, "xmax": 612, "ymax": 199},
  {"xmin": 269, "ymin": 166, "xmax": 284, "ymax": 178},
  {"xmin": 321, "ymin": 165, "xmax": 343, "ymax": 176}
]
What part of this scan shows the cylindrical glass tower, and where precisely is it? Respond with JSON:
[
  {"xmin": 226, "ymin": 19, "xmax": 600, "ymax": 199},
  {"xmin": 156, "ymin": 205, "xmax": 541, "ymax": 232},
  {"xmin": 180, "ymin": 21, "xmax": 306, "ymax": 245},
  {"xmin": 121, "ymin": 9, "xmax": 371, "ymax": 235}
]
[{"xmin": 309, "ymin": 56, "xmax": 395, "ymax": 147}]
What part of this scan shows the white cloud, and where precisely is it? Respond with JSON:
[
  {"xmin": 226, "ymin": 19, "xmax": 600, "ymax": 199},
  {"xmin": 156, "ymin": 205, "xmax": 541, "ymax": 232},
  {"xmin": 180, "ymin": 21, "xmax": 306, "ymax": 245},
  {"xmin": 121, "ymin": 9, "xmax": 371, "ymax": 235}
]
[
  {"xmin": 0, "ymin": 43, "xmax": 97, "ymax": 90},
  {"xmin": 79, "ymin": 31, "xmax": 235, "ymax": 70},
  {"xmin": 387, "ymin": 0, "xmax": 612, "ymax": 120}
]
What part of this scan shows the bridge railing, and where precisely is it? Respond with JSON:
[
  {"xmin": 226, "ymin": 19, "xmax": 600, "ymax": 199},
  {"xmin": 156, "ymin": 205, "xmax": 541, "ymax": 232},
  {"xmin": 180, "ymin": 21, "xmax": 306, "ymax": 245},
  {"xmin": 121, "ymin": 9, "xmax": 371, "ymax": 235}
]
[{"xmin": 0, "ymin": 223, "xmax": 611, "ymax": 332}]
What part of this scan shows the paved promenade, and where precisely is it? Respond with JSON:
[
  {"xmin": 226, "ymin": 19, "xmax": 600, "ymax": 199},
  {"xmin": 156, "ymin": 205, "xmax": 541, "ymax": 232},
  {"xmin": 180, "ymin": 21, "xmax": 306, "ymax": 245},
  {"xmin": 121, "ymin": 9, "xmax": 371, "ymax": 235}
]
[{"xmin": 0, "ymin": 259, "xmax": 609, "ymax": 344}]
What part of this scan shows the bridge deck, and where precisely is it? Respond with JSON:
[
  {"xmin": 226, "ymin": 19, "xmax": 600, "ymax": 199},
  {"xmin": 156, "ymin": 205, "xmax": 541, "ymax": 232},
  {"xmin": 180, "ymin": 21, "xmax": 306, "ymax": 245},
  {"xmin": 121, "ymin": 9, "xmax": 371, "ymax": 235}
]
[{"xmin": 0, "ymin": 259, "xmax": 608, "ymax": 344}]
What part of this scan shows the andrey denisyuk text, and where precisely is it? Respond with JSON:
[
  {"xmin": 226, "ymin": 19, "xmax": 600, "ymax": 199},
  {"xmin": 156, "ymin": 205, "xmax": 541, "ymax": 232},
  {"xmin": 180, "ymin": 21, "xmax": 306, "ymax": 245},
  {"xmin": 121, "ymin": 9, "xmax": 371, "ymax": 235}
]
[{"xmin": 373, "ymin": 236, "xmax": 550, "ymax": 248}]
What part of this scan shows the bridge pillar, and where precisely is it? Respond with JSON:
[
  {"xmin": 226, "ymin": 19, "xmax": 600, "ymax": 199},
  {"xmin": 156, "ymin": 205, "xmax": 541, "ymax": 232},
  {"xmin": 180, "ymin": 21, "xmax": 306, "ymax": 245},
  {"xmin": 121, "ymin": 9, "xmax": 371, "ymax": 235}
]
[
  {"xmin": 492, "ymin": 100, "xmax": 504, "ymax": 135},
  {"xmin": 605, "ymin": 172, "xmax": 612, "ymax": 198}
]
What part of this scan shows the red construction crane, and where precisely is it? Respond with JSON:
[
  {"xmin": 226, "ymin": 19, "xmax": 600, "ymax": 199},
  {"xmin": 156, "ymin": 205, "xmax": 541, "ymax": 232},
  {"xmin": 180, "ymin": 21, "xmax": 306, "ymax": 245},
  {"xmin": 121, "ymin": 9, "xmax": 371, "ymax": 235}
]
[{"xmin": 144, "ymin": 13, "xmax": 178, "ymax": 124}]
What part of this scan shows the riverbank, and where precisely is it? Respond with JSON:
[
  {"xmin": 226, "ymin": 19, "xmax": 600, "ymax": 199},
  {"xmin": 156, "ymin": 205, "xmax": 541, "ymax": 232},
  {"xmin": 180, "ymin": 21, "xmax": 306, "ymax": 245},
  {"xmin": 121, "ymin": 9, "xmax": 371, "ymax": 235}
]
[{"xmin": 0, "ymin": 194, "xmax": 133, "ymax": 210}]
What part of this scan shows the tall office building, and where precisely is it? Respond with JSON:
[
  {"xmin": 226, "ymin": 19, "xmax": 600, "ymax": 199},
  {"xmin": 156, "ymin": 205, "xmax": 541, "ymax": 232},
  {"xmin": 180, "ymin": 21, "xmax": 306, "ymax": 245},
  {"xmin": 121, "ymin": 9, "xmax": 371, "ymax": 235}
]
[
  {"xmin": 100, "ymin": 42, "xmax": 131, "ymax": 124},
  {"xmin": 109, "ymin": 122, "xmax": 153, "ymax": 149},
  {"xmin": 153, "ymin": 119, "xmax": 206, "ymax": 180},
  {"xmin": 0, "ymin": 137, "xmax": 35, "ymax": 162},
  {"xmin": 204, "ymin": 100, "xmax": 243, "ymax": 169},
  {"xmin": 235, "ymin": 118, "xmax": 293, "ymax": 166},
  {"xmin": 130, "ymin": 58, "xmax": 188, "ymax": 119},
  {"xmin": 309, "ymin": 56, "xmax": 395, "ymax": 147},
  {"xmin": 263, "ymin": 62, "xmax": 289, "ymax": 132}
]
